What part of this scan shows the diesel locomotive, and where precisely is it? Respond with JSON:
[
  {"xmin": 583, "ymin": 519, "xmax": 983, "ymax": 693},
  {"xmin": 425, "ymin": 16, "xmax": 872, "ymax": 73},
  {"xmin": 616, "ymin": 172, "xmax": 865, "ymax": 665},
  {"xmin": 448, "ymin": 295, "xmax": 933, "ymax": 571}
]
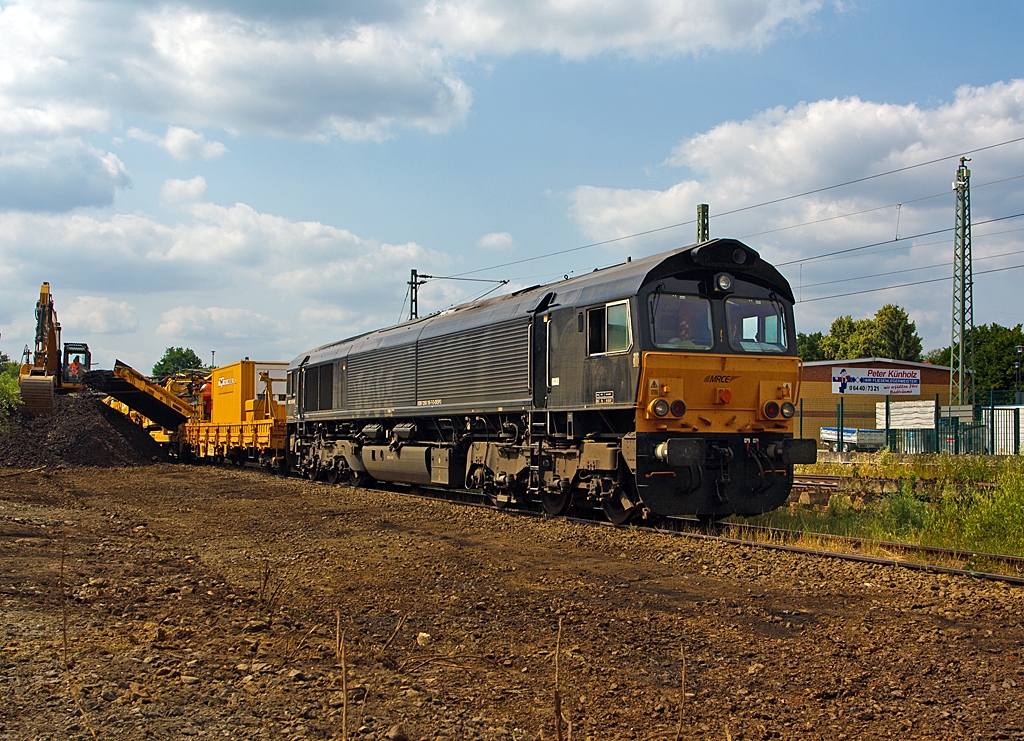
[{"xmin": 286, "ymin": 238, "xmax": 817, "ymax": 523}]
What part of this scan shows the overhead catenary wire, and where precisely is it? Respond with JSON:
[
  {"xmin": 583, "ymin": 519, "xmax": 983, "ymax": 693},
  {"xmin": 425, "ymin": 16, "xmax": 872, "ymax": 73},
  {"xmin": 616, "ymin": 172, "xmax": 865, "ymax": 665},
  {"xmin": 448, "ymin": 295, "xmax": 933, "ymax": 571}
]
[
  {"xmin": 795, "ymin": 246, "xmax": 1024, "ymax": 290},
  {"xmin": 786, "ymin": 225, "xmax": 1024, "ymax": 267},
  {"xmin": 796, "ymin": 261, "xmax": 1024, "ymax": 303},
  {"xmin": 739, "ymin": 172, "xmax": 1024, "ymax": 241},
  {"xmin": 397, "ymin": 284, "xmax": 410, "ymax": 323},
  {"xmin": 775, "ymin": 211, "xmax": 1024, "ymax": 267},
  {"xmin": 451, "ymin": 135, "xmax": 1024, "ymax": 278}
]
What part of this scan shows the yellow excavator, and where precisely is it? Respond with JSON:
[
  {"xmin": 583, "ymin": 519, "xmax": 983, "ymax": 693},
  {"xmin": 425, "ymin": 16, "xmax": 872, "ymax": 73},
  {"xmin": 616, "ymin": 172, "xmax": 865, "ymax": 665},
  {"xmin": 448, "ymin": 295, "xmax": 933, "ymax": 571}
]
[{"xmin": 18, "ymin": 282, "xmax": 91, "ymax": 414}]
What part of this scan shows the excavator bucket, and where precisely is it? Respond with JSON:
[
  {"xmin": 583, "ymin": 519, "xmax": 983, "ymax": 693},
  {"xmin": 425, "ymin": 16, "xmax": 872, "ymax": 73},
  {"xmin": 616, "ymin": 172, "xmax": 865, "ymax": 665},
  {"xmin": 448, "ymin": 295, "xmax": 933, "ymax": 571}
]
[{"xmin": 19, "ymin": 374, "xmax": 56, "ymax": 414}]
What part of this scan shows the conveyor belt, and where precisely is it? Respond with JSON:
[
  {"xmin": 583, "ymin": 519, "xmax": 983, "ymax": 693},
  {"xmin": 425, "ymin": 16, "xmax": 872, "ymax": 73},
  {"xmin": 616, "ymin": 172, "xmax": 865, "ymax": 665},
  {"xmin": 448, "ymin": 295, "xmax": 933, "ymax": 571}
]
[{"xmin": 83, "ymin": 361, "xmax": 195, "ymax": 430}]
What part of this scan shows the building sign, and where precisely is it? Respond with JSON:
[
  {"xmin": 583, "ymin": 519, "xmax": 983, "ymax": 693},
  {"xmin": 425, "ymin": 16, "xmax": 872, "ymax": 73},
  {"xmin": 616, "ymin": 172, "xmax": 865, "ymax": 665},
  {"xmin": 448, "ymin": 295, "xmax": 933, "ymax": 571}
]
[{"xmin": 832, "ymin": 367, "xmax": 921, "ymax": 396}]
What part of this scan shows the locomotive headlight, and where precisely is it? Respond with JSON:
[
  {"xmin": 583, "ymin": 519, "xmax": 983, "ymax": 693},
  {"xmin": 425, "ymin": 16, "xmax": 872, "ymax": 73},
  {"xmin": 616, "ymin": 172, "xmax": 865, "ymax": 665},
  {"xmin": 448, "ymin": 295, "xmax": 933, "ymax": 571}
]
[
  {"xmin": 650, "ymin": 399, "xmax": 670, "ymax": 417},
  {"xmin": 716, "ymin": 273, "xmax": 734, "ymax": 291},
  {"xmin": 763, "ymin": 400, "xmax": 780, "ymax": 419},
  {"xmin": 780, "ymin": 401, "xmax": 796, "ymax": 419},
  {"xmin": 670, "ymin": 399, "xmax": 686, "ymax": 417}
]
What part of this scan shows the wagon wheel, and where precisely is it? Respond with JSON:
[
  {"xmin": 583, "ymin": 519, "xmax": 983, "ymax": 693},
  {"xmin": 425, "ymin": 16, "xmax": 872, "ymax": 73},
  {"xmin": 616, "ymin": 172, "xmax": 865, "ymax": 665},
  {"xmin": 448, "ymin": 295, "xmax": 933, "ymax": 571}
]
[
  {"xmin": 601, "ymin": 494, "xmax": 641, "ymax": 525},
  {"xmin": 540, "ymin": 490, "xmax": 574, "ymax": 516}
]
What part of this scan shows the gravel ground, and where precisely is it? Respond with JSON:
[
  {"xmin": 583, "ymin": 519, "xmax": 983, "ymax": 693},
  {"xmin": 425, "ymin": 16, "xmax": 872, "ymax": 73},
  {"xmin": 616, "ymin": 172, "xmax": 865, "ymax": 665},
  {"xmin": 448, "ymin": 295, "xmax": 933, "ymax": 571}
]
[{"xmin": 1, "ymin": 464, "xmax": 1022, "ymax": 740}]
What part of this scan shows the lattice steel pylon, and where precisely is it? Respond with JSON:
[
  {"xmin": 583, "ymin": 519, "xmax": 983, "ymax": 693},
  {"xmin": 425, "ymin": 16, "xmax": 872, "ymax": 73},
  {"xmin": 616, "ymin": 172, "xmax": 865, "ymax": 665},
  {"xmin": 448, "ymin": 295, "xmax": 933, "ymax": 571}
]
[{"xmin": 950, "ymin": 157, "xmax": 975, "ymax": 406}]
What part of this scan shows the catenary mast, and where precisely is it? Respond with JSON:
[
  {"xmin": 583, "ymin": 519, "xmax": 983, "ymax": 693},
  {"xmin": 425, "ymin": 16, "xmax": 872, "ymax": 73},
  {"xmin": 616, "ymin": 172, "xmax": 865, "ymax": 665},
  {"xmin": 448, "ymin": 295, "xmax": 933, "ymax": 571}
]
[{"xmin": 950, "ymin": 157, "xmax": 975, "ymax": 406}]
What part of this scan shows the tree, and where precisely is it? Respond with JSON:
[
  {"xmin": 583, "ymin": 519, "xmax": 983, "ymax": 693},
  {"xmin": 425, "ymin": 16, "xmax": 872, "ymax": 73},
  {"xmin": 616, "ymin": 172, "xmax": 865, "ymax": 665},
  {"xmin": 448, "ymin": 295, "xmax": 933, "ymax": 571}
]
[
  {"xmin": 0, "ymin": 351, "xmax": 20, "ymax": 430},
  {"xmin": 923, "ymin": 324, "xmax": 1024, "ymax": 393},
  {"xmin": 972, "ymin": 323, "xmax": 1024, "ymax": 393},
  {"xmin": 818, "ymin": 315, "xmax": 875, "ymax": 360},
  {"xmin": 814, "ymin": 305, "xmax": 924, "ymax": 361},
  {"xmin": 152, "ymin": 347, "xmax": 205, "ymax": 378},
  {"xmin": 871, "ymin": 304, "xmax": 923, "ymax": 362},
  {"xmin": 797, "ymin": 331, "xmax": 825, "ymax": 361},
  {"xmin": 924, "ymin": 346, "xmax": 950, "ymax": 366}
]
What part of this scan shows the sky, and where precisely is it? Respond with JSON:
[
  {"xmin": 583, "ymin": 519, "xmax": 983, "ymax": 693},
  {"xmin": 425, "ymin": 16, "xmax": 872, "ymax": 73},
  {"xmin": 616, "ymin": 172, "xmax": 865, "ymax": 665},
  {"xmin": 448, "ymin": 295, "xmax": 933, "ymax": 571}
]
[{"xmin": 1, "ymin": 0, "xmax": 1023, "ymax": 372}]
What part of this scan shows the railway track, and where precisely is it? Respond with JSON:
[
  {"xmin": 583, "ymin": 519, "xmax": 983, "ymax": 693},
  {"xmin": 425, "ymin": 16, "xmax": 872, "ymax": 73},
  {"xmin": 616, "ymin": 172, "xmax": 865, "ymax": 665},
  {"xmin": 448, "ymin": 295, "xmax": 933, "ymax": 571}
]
[
  {"xmin": 662, "ymin": 519, "xmax": 1024, "ymax": 587},
  {"xmin": 791, "ymin": 473, "xmax": 842, "ymax": 491},
  {"xmin": 266, "ymin": 465, "xmax": 1024, "ymax": 587},
  {"xmin": 187, "ymin": 458, "xmax": 1024, "ymax": 585},
  {"xmin": 792, "ymin": 473, "xmax": 996, "ymax": 493}
]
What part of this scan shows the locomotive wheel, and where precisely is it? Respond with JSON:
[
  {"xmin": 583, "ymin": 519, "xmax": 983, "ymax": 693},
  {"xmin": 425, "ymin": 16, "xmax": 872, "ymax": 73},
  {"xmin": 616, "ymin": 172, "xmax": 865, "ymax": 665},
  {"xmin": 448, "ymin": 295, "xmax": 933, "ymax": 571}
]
[
  {"xmin": 697, "ymin": 514, "xmax": 723, "ymax": 532},
  {"xmin": 540, "ymin": 490, "xmax": 574, "ymax": 516},
  {"xmin": 601, "ymin": 495, "xmax": 641, "ymax": 525},
  {"xmin": 324, "ymin": 469, "xmax": 341, "ymax": 485}
]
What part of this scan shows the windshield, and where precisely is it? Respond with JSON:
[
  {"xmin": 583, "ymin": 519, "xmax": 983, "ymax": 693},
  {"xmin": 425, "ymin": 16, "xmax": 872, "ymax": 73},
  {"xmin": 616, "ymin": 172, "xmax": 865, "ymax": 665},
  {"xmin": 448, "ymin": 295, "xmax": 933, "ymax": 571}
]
[
  {"xmin": 726, "ymin": 298, "xmax": 789, "ymax": 353},
  {"xmin": 649, "ymin": 293, "xmax": 713, "ymax": 350}
]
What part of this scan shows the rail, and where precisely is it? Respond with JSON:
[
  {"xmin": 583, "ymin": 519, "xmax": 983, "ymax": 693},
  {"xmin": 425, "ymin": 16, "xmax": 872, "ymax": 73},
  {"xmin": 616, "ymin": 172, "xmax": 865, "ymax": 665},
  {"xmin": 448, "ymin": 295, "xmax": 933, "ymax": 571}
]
[{"xmin": 176, "ymin": 459, "xmax": 1024, "ymax": 586}]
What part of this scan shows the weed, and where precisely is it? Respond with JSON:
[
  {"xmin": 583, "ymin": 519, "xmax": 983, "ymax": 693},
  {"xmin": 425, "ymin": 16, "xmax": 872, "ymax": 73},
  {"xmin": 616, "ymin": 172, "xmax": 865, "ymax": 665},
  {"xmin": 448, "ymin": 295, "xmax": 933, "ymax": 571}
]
[
  {"xmin": 763, "ymin": 452, "xmax": 1024, "ymax": 558},
  {"xmin": 878, "ymin": 483, "xmax": 929, "ymax": 538}
]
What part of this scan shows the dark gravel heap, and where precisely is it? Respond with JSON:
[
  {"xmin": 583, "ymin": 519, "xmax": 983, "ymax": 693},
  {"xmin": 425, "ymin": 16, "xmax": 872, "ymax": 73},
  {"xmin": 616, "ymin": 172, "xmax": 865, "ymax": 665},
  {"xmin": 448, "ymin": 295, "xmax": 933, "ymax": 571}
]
[
  {"xmin": 0, "ymin": 394, "xmax": 162, "ymax": 468},
  {"xmin": 80, "ymin": 369, "xmax": 121, "ymax": 393}
]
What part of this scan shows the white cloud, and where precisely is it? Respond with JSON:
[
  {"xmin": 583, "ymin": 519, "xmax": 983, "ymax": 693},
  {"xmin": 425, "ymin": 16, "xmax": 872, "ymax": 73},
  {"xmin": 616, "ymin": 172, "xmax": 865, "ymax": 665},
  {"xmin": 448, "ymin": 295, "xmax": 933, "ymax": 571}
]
[
  {"xmin": 0, "ymin": 187, "xmax": 452, "ymax": 361},
  {"xmin": 0, "ymin": 99, "xmax": 111, "ymax": 138},
  {"xmin": 161, "ymin": 176, "xmax": 208, "ymax": 205},
  {"xmin": 0, "ymin": 0, "xmax": 825, "ymax": 213},
  {"xmin": 0, "ymin": 137, "xmax": 131, "ymax": 211},
  {"xmin": 476, "ymin": 231, "xmax": 514, "ymax": 250},
  {"xmin": 415, "ymin": 0, "xmax": 822, "ymax": 59},
  {"xmin": 128, "ymin": 126, "xmax": 227, "ymax": 160},
  {"xmin": 568, "ymin": 79, "xmax": 1024, "ymax": 348},
  {"xmin": 157, "ymin": 306, "xmax": 284, "ymax": 341},
  {"xmin": 63, "ymin": 296, "xmax": 139, "ymax": 334},
  {"xmin": 0, "ymin": 1, "xmax": 473, "ymax": 143},
  {"xmin": 571, "ymin": 79, "xmax": 1024, "ymax": 248},
  {"xmin": 299, "ymin": 306, "xmax": 384, "ymax": 340},
  {"xmin": 0, "ymin": 0, "xmax": 823, "ymax": 147}
]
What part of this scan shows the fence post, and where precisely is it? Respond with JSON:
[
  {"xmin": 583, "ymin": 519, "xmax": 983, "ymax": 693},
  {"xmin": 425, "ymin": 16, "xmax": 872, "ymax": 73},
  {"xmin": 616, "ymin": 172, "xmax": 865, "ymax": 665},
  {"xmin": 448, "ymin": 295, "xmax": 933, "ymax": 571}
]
[
  {"xmin": 885, "ymin": 396, "xmax": 891, "ymax": 450},
  {"xmin": 934, "ymin": 393, "xmax": 940, "ymax": 454},
  {"xmin": 990, "ymin": 400, "xmax": 996, "ymax": 455},
  {"xmin": 838, "ymin": 396, "xmax": 845, "ymax": 452},
  {"xmin": 1015, "ymin": 407, "xmax": 1020, "ymax": 455},
  {"xmin": 799, "ymin": 398, "xmax": 804, "ymax": 439}
]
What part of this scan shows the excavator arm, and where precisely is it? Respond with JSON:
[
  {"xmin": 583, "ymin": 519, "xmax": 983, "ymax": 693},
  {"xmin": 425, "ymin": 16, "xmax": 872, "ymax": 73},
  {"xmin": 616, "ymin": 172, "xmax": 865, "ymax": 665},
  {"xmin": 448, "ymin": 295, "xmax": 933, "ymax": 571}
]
[{"xmin": 18, "ymin": 282, "xmax": 63, "ymax": 414}]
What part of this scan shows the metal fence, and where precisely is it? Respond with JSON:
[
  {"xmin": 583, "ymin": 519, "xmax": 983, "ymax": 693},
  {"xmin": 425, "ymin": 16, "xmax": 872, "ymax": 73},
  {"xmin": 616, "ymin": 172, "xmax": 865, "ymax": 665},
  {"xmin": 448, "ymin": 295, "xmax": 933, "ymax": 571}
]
[{"xmin": 798, "ymin": 394, "xmax": 1023, "ymax": 455}]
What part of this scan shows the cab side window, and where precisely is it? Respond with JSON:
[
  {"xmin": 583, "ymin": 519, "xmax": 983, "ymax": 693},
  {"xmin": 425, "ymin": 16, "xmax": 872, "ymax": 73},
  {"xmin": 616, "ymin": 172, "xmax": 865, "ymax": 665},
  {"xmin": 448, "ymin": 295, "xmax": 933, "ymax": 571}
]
[{"xmin": 587, "ymin": 300, "xmax": 632, "ymax": 355}]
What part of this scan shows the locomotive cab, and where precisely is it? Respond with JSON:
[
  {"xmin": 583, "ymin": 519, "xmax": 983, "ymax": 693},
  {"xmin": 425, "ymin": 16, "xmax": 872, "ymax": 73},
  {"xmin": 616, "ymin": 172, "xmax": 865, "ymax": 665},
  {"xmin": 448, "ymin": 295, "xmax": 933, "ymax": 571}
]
[{"xmin": 630, "ymin": 240, "xmax": 817, "ymax": 516}]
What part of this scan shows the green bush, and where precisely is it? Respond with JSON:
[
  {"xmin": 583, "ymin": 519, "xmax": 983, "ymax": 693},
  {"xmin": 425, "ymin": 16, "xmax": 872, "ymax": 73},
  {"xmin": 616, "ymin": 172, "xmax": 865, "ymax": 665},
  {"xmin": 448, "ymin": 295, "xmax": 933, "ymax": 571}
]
[
  {"xmin": 877, "ymin": 482, "xmax": 929, "ymax": 538},
  {"xmin": 924, "ymin": 460, "xmax": 1024, "ymax": 556},
  {"xmin": 755, "ymin": 453, "xmax": 1024, "ymax": 557},
  {"xmin": 0, "ymin": 367, "xmax": 20, "ymax": 433}
]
